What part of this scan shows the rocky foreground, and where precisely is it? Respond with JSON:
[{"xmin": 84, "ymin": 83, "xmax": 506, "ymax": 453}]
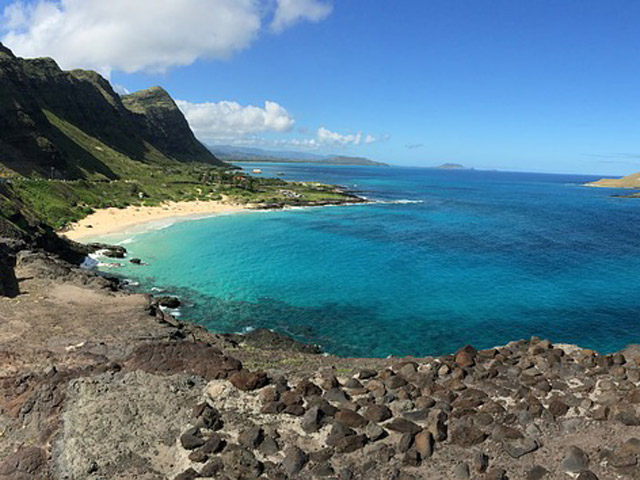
[{"xmin": 2, "ymin": 247, "xmax": 640, "ymax": 479}]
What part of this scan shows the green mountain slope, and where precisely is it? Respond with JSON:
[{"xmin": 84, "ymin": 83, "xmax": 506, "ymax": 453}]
[
  {"xmin": 0, "ymin": 44, "xmax": 360, "ymax": 234},
  {"xmin": 0, "ymin": 43, "xmax": 224, "ymax": 180}
]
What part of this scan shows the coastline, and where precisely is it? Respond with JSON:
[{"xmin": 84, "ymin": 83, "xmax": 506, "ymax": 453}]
[
  {"xmin": 3, "ymin": 248, "xmax": 640, "ymax": 479},
  {"xmin": 60, "ymin": 195, "xmax": 369, "ymax": 242},
  {"xmin": 60, "ymin": 199, "xmax": 255, "ymax": 241}
]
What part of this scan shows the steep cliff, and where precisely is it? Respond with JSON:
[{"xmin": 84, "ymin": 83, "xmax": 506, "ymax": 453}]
[
  {"xmin": 0, "ymin": 43, "xmax": 224, "ymax": 180},
  {"xmin": 122, "ymin": 86, "xmax": 215, "ymax": 164}
]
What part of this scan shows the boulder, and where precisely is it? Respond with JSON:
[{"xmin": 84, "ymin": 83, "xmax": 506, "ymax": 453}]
[
  {"xmin": 358, "ymin": 369, "xmax": 377, "ymax": 379},
  {"xmin": 199, "ymin": 459, "xmax": 224, "ymax": 477},
  {"xmin": 385, "ymin": 418, "xmax": 422, "ymax": 435},
  {"xmin": 336, "ymin": 434, "xmax": 368, "ymax": 453},
  {"xmin": 363, "ymin": 404, "xmax": 393, "ymax": 423},
  {"xmin": 344, "ymin": 378, "xmax": 364, "ymax": 389},
  {"xmin": 261, "ymin": 401, "xmax": 285, "ymax": 414},
  {"xmin": 525, "ymin": 465, "xmax": 549, "ymax": 480},
  {"xmin": 385, "ymin": 375, "xmax": 408, "ymax": 389},
  {"xmin": 284, "ymin": 403, "xmax": 305, "ymax": 416},
  {"xmin": 414, "ymin": 430, "xmax": 433, "ymax": 459},
  {"xmin": 296, "ymin": 379, "xmax": 323, "ymax": 397},
  {"xmin": 221, "ymin": 447, "xmax": 264, "ymax": 479},
  {"xmin": 366, "ymin": 422, "xmax": 387, "ymax": 441},
  {"xmin": 157, "ymin": 296, "xmax": 181, "ymax": 308},
  {"xmin": 548, "ymin": 398, "xmax": 569, "ymax": 417},
  {"xmin": 335, "ymin": 410, "xmax": 367, "ymax": 429},
  {"xmin": 199, "ymin": 434, "xmax": 225, "ymax": 455},
  {"xmin": 180, "ymin": 432, "xmax": 205, "ymax": 450},
  {"xmin": 326, "ymin": 422, "xmax": 356, "ymax": 447},
  {"xmin": 174, "ymin": 468, "xmax": 199, "ymax": 480},
  {"xmin": 455, "ymin": 345, "xmax": 478, "ymax": 368},
  {"xmin": 503, "ymin": 437, "xmax": 538, "ymax": 458},
  {"xmin": 301, "ymin": 406, "xmax": 323, "ymax": 433},
  {"xmin": 282, "ymin": 446, "xmax": 308, "ymax": 476},
  {"xmin": 229, "ymin": 371, "xmax": 269, "ymax": 391},
  {"xmin": 561, "ymin": 446, "xmax": 590, "ymax": 473},
  {"xmin": 450, "ymin": 424, "xmax": 487, "ymax": 447},
  {"xmin": 258, "ymin": 436, "xmax": 280, "ymax": 456},
  {"xmin": 238, "ymin": 426, "xmax": 264, "ymax": 449},
  {"xmin": 0, "ymin": 241, "xmax": 18, "ymax": 297}
]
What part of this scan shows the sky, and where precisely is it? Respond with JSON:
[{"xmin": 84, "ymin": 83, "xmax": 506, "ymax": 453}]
[{"xmin": 1, "ymin": 0, "xmax": 639, "ymax": 175}]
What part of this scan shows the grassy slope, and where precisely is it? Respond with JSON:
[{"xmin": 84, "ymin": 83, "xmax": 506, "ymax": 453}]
[
  {"xmin": 587, "ymin": 171, "xmax": 640, "ymax": 189},
  {"xmin": 3, "ymin": 112, "xmax": 354, "ymax": 229}
]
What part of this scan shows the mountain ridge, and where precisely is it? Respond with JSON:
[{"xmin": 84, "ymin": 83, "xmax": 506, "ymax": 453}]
[
  {"xmin": 0, "ymin": 43, "xmax": 224, "ymax": 180},
  {"xmin": 208, "ymin": 144, "xmax": 388, "ymax": 166}
]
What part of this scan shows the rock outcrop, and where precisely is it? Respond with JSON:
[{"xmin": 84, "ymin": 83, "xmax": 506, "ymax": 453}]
[{"xmin": 0, "ymin": 241, "xmax": 18, "ymax": 297}]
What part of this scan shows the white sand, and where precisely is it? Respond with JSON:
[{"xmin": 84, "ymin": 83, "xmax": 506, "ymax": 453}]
[{"xmin": 60, "ymin": 200, "xmax": 253, "ymax": 242}]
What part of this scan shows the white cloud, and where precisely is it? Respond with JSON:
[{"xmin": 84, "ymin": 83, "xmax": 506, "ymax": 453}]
[
  {"xmin": 271, "ymin": 0, "xmax": 332, "ymax": 33},
  {"xmin": 317, "ymin": 126, "xmax": 362, "ymax": 146},
  {"xmin": 176, "ymin": 99, "xmax": 295, "ymax": 141},
  {"xmin": 0, "ymin": 0, "xmax": 333, "ymax": 76},
  {"xmin": 177, "ymin": 98, "xmax": 380, "ymax": 150}
]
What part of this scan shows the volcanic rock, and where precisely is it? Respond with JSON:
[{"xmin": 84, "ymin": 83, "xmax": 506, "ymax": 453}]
[
  {"xmin": 282, "ymin": 446, "xmax": 308, "ymax": 476},
  {"xmin": 562, "ymin": 446, "xmax": 590, "ymax": 473},
  {"xmin": 385, "ymin": 418, "xmax": 422, "ymax": 435},
  {"xmin": 363, "ymin": 404, "xmax": 393, "ymax": 423},
  {"xmin": 229, "ymin": 371, "xmax": 269, "ymax": 391}
]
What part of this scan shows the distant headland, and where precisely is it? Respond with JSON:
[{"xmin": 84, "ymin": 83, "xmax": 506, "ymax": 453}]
[
  {"xmin": 208, "ymin": 145, "xmax": 388, "ymax": 166},
  {"xmin": 585, "ymin": 169, "xmax": 640, "ymax": 197}
]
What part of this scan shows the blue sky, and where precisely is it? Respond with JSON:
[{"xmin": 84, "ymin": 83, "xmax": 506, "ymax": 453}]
[{"xmin": 1, "ymin": 0, "xmax": 640, "ymax": 175}]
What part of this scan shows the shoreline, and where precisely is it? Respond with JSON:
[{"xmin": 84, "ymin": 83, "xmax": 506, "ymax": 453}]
[
  {"xmin": 3, "ymin": 232, "xmax": 640, "ymax": 479},
  {"xmin": 60, "ymin": 196, "xmax": 370, "ymax": 242},
  {"xmin": 60, "ymin": 200, "xmax": 255, "ymax": 241},
  {"xmin": 4, "ymin": 249, "xmax": 640, "ymax": 480}
]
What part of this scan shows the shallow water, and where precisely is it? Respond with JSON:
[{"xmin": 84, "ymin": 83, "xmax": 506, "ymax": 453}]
[{"xmin": 95, "ymin": 163, "xmax": 640, "ymax": 357}]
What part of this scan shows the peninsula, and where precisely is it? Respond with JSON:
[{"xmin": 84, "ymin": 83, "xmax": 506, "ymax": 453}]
[
  {"xmin": 585, "ymin": 169, "xmax": 640, "ymax": 197},
  {"xmin": 587, "ymin": 169, "xmax": 640, "ymax": 191}
]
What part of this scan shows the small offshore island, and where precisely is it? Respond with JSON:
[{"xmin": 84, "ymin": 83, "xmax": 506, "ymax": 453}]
[{"xmin": 3, "ymin": 44, "xmax": 640, "ymax": 480}]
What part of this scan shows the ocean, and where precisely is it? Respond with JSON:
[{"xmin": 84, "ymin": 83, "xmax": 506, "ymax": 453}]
[{"xmin": 94, "ymin": 163, "xmax": 640, "ymax": 358}]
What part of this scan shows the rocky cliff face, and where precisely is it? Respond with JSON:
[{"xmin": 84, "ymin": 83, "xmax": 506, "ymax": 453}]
[
  {"xmin": 122, "ymin": 87, "xmax": 215, "ymax": 164},
  {"xmin": 0, "ymin": 43, "xmax": 223, "ymax": 179}
]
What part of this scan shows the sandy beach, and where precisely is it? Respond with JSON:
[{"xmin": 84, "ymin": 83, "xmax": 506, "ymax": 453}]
[{"xmin": 61, "ymin": 200, "xmax": 252, "ymax": 241}]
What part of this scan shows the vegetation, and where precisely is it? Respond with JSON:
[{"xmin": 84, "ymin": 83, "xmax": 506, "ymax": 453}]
[
  {"xmin": 0, "ymin": 43, "xmax": 360, "ymax": 233},
  {"xmin": 4, "ymin": 165, "xmax": 357, "ymax": 229}
]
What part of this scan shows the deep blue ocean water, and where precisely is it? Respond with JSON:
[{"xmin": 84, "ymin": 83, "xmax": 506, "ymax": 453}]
[{"xmin": 94, "ymin": 163, "xmax": 640, "ymax": 357}]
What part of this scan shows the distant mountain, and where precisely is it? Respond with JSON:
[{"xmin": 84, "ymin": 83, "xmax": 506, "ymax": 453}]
[
  {"xmin": 0, "ymin": 43, "xmax": 224, "ymax": 180},
  {"xmin": 208, "ymin": 145, "xmax": 388, "ymax": 166}
]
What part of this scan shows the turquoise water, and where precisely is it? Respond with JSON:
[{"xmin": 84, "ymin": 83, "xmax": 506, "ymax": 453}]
[{"xmin": 96, "ymin": 163, "xmax": 640, "ymax": 357}]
